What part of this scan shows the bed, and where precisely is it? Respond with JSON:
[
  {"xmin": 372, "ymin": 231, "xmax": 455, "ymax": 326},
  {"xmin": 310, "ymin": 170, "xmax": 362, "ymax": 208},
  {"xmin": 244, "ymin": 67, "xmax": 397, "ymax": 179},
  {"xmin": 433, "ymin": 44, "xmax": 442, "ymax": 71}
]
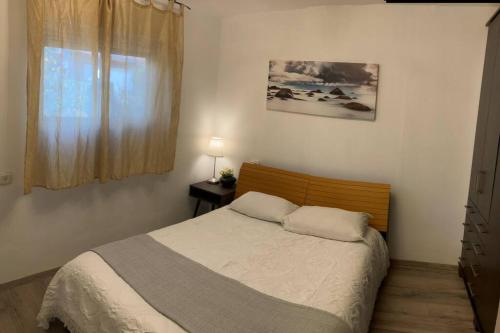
[{"xmin": 37, "ymin": 163, "xmax": 391, "ymax": 333}]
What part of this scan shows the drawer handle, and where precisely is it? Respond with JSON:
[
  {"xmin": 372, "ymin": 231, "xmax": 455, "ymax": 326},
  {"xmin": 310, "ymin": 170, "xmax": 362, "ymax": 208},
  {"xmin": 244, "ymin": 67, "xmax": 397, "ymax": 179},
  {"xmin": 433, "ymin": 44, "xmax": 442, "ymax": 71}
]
[
  {"xmin": 470, "ymin": 264, "xmax": 480, "ymax": 278},
  {"xmin": 474, "ymin": 222, "xmax": 488, "ymax": 234},
  {"xmin": 475, "ymin": 170, "xmax": 486, "ymax": 194},
  {"xmin": 467, "ymin": 282, "xmax": 476, "ymax": 298},
  {"xmin": 463, "ymin": 222, "xmax": 472, "ymax": 232},
  {"xmin": 472, "ymin": 243, "xmax": 484, "ymax": 256},
  {"xmin": 464, "ymin": 204, "xmax": 475, "ymax": 214}
]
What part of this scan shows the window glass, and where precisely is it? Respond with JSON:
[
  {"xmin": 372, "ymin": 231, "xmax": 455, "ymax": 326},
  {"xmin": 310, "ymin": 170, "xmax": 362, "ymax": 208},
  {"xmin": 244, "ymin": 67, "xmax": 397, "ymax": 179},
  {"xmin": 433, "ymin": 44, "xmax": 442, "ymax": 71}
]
[
  {"xmin": 42, "ymin": 47, "xmax": 147, "ymax": 125},
  {"xmin": 42, "ymin": 47, "xmax": 97, "ymax": 118}
]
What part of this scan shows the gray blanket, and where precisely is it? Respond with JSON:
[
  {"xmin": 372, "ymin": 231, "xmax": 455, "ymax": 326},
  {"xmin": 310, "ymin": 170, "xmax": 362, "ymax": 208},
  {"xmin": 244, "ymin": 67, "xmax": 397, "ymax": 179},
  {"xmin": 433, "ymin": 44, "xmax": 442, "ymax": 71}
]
[{"xmin": 92, "ymin": 234, "xmax": 353, "ymax": 333}]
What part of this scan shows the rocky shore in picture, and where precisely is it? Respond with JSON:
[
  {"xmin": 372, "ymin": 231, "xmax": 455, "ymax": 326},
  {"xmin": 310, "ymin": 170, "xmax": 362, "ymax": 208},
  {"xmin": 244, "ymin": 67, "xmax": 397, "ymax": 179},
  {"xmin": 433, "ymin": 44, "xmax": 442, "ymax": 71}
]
[{"xmin": 266, "ymin": 60, "xmax": 379, "ymax": 121}]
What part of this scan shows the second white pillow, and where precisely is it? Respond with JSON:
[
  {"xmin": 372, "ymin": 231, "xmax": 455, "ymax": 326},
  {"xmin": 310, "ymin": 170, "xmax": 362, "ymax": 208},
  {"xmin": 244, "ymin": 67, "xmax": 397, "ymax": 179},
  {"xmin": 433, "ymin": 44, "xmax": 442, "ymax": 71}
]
[{"xmin": 283, "ymin": 206, "xmax": 371, "ymax": 242}]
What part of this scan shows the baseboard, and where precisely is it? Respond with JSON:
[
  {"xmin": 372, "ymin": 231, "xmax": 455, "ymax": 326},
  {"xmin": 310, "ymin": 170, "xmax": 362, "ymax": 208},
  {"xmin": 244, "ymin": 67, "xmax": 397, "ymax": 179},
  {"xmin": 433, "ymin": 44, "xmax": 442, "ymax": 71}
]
[
  {"xmin": 0, "ymin": 267, "xmax": 59, "ymax": 291},
  {"xmin": 390, "ymin": 259, "xmax": 458, "ymax": 271}
]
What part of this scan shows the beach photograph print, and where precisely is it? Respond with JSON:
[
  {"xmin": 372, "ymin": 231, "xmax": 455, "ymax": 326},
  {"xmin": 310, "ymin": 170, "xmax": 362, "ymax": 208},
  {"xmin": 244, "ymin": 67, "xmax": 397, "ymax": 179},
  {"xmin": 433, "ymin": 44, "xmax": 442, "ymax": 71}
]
[{"xmin": 267, "ymin": 60, "xmax": 379, "ymax": 121}]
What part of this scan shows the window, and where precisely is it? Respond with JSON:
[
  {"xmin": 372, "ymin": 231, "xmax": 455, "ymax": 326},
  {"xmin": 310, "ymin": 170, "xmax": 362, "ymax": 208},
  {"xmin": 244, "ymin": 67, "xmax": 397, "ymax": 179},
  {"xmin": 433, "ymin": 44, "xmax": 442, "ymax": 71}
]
[
  {"xmin": 42, "ymin": 47, "xmax": 148, "ymax": 125},
  {"xmin": 26, "ymin": 0, "xmax": 183, "ymax": 192}
]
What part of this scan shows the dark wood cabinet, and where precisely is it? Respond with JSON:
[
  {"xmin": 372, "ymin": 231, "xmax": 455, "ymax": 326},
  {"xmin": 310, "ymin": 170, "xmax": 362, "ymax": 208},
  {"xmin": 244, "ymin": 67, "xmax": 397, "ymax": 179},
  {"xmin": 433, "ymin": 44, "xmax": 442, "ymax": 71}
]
[
  {"xmin": 461, "ymin": 9, "xmax": 500, "ymax": 333},
  {"xmin": 469, "ymin": 14, "xmax": 500, "ymax": 219}
]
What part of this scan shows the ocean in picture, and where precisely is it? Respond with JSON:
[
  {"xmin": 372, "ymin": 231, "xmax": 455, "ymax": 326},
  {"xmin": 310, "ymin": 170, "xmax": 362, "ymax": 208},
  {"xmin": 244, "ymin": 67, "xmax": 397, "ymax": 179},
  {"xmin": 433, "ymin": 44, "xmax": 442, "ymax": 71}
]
[{"xmin": 266, "ymin": 60, "xmax": 379, "ymax": 121}]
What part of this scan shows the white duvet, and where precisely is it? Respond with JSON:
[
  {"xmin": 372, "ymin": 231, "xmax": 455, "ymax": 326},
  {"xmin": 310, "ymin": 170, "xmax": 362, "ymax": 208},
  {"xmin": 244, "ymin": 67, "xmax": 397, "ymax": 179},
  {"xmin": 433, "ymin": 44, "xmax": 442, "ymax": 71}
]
[{"xmin": 38, "ymin": 207, "xmax": 389, "ymax": 333}]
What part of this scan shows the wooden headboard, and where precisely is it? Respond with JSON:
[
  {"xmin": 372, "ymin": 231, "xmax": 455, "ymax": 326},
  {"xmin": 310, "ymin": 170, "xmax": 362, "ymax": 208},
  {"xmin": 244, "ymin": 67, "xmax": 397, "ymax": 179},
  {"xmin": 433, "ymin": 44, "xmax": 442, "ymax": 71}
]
[{"xmin": 235, "ymin": 163, "xmax": 391, "ymax": 233}]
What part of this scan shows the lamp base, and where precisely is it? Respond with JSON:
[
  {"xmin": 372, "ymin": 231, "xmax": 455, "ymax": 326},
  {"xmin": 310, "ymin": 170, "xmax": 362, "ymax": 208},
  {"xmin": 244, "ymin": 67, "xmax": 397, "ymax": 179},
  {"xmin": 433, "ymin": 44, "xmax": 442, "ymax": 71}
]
[{"xmin": 207, "ymin": 177, "xmax": 219, "ymax": 184}]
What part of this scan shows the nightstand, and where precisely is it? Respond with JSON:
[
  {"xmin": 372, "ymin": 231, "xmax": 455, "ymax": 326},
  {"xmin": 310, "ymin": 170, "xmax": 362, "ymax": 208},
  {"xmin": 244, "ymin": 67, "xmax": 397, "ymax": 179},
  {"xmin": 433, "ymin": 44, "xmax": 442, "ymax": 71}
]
[{"xmin": 189, "ymin": 181, "xmax": 236, "ymax": 217}]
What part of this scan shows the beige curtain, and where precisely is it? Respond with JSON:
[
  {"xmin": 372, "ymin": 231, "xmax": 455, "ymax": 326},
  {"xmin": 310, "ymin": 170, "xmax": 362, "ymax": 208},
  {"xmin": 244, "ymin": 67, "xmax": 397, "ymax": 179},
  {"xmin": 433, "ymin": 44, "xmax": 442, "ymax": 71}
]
[{"xmin": 25, "ymin": 0, "xmax": 184, "ymax": 193}]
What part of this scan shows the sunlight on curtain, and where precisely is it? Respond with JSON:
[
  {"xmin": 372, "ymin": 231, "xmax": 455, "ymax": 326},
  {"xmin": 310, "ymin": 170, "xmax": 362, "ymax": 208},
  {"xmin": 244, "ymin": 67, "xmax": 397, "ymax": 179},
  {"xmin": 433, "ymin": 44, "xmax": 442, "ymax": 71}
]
[{"xmin": 25, "ymin": 0, "xmax": 184, "ymax": 193}]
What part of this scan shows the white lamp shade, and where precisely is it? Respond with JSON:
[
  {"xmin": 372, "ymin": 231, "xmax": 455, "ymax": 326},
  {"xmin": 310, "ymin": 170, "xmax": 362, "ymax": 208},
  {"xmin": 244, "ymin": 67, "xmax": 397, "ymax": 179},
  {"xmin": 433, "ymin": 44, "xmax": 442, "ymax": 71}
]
[{"xmin": 207, "ymin": 137, "xmax": 224, "ymax": 157}]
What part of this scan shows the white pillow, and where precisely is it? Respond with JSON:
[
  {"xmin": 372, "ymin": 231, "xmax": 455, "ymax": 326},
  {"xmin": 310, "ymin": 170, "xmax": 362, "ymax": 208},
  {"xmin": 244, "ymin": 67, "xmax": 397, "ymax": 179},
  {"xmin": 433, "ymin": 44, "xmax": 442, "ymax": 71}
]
[
  {"xmin": 283, "ymin": 206, "xmax": 372, "ymax": 242},
  {"xmin": 229, "ymin": 191, "xmax": 299, "ymax": 223}
]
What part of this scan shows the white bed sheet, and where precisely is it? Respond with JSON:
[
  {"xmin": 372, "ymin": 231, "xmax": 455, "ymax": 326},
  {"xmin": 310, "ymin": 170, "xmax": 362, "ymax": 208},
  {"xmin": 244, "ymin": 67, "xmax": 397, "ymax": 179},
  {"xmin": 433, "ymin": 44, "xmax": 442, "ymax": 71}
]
[{"xmin": 38, "ymin": 207, "xmax": 389, "ymax": 333}]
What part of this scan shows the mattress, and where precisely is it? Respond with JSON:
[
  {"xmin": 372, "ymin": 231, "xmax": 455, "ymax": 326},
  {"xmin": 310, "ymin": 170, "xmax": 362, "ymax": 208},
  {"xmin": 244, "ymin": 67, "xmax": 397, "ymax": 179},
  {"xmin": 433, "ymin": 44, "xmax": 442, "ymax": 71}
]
[{"xmin": 37, "ymin": 207, "xmax": 390, "ymax": 333}]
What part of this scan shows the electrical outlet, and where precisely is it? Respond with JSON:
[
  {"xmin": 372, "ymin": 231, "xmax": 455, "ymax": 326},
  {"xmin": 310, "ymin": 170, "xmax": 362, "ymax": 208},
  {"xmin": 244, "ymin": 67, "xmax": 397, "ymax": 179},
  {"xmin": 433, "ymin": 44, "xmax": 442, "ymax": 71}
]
[
  {"xmin": 248, "ymin": 159, "xmax": 261, "ymax": 165},
  {"xmin": 0, "ymin": 172, "xmax": 13, "ymax": 186}
]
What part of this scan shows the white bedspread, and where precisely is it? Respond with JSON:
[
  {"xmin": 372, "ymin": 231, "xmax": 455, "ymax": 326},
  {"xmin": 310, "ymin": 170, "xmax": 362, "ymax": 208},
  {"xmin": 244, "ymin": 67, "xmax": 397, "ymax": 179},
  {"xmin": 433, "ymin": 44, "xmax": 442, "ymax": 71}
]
[{"xmin": 38, "ymin": 207, "xmax": 389, "ymax": 333}]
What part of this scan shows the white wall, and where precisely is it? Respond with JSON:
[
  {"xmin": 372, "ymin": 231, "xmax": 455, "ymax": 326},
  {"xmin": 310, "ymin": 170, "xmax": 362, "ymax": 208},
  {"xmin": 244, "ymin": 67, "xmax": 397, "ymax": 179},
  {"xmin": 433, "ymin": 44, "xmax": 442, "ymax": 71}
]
[
  {"xmin": 0, "ymin": 1, "xmax": 221, "ymax": 284},
  {"xmin": 213, "ymin": 4, "xmax": 497, "ymax": 264}
]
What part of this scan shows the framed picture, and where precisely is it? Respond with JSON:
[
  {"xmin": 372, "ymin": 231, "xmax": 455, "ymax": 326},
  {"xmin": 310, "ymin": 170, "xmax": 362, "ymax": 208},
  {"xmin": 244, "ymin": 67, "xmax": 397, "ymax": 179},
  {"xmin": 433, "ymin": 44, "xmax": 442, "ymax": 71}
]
[{"xmin": 267, "ymin": 60, "xmax": 379, "ymax": 121}]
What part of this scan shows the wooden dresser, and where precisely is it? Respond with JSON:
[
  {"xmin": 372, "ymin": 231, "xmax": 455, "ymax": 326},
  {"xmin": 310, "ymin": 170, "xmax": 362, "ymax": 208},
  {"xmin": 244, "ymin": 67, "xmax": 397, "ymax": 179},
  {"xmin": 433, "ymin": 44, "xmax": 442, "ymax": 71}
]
[{"xmin": 459, "ymin": 8, "xmax": 500, "ymax": 333}]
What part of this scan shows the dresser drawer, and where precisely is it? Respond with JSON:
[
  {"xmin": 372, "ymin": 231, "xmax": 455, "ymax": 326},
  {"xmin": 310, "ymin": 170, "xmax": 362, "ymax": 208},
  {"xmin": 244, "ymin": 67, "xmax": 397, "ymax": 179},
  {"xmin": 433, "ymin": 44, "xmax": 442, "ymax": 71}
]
[
  {"xmin": 463, "ymin": 221, "xmax": 486, "ymax": 255},
  {"xmin": 460, "ymin": 215, "xmax": 485, "ymax": 299},
  {"xmin": 460, "ymin": 246, "xmax": 481, "ymax": 295},
  {"xmin": 460, "ymin": 263, "xmax": 481, "ymax": 310},
  {"xmin": 460, "ymin": 205, "xmax": 499, "ymax": 333},
  {"xmin": 468, "ymin": 207, "xmax": 489, "ymax": 235}
]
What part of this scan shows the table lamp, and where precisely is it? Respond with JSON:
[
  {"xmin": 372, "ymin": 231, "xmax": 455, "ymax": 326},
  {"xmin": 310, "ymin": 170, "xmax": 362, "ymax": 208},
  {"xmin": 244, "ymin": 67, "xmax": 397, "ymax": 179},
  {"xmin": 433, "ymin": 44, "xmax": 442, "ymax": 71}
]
[{"xmin": 207, "ymin": 137, "xmax": 224, "ymax": 184}]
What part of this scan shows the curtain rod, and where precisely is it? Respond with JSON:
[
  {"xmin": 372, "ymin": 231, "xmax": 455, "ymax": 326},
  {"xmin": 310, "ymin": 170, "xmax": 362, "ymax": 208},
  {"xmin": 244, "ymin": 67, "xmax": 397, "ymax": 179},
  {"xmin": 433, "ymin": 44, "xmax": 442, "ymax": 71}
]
[{"xmin": 175, "ymin": 1, "xmax": 191, "ymax": 10}]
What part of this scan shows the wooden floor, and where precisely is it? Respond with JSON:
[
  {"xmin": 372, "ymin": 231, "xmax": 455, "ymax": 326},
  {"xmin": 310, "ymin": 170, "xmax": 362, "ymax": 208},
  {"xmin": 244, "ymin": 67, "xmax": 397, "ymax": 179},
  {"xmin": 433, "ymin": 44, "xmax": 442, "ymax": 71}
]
[
  {"xmin": 0, "ymin": 260, "xmax": 476, "ymax": 333},
  {"xmin": 371, "ymin": 261, "xmax": 476, "ymax": 333}
]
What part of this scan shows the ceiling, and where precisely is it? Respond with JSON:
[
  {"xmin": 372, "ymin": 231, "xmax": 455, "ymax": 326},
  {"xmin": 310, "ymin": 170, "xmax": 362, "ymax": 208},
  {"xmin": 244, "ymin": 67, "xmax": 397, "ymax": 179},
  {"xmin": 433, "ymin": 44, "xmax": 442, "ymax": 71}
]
[{"xmin": 183, "ymin": 0, "xmax": 384, "ymax": 17}]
